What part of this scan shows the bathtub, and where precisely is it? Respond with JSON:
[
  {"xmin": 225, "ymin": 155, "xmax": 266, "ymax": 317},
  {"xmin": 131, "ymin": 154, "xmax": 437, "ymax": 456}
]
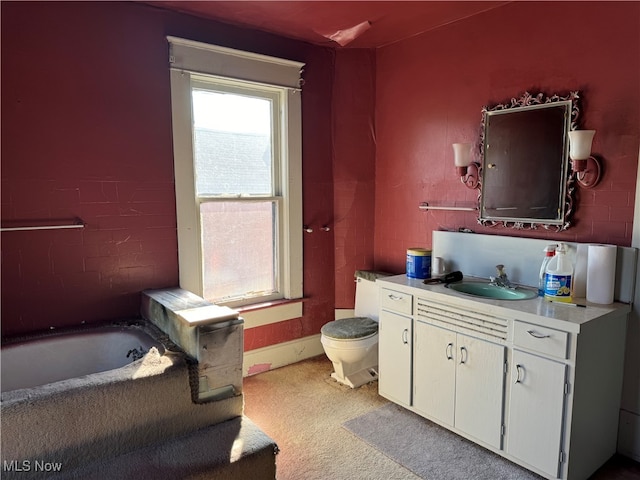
[
  {"xmin": 0, "ymin": 321, "xmax": 243, "ymax": 478},
  {"xmin": 1, "ymin": 324, "xmax": 163, "ymax": 392}
]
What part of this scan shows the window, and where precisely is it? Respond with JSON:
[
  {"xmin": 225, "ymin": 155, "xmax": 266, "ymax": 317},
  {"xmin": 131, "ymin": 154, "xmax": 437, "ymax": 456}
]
[{"xmin": 168, "ymin": 37, "xmax": 303, "ymax": 307}]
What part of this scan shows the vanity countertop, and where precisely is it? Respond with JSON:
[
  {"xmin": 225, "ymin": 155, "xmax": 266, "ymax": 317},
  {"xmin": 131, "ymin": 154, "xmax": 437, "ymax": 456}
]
[{"xmin": 378, "ymin": 274, "xmax": 631, "ymax": 334}]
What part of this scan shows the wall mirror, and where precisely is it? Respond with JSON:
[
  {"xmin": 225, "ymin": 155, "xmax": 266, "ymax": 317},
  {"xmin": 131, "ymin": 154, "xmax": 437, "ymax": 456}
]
[{"xmin": 478, "ymin": 91, "xmax": 579, "ymax": 231}]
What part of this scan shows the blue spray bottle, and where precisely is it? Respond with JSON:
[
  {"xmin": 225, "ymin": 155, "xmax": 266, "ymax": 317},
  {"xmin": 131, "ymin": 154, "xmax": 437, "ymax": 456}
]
[{"xmin": 538, "ymin": 244, "xmax": 557, "ymax": 297}]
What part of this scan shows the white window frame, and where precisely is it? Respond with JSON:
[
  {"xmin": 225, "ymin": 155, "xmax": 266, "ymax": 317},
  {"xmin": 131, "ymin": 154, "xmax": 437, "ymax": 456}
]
[{"xmin": 168, "ymin": 37, "xmax": 304, "ymax": 305}]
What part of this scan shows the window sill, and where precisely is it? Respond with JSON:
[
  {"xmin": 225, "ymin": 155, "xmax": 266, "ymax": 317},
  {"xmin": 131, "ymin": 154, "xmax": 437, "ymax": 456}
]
[{"xmin": 237, "ymin": 298, "xmax": 305, "ymax": 329}]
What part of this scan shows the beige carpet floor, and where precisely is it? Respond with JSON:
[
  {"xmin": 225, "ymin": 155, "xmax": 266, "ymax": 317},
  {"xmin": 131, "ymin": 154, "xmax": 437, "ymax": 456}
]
[
  {"xmin": 343, "ymin": 403, "xmax": 542, "ymax": 479},
  {"xmin": 243, "ymin": 355, "xmax": 640, "ymax": 480},
  {"xmin": 243, "ymin": 355, "xmax": 419, "ymax": 480}
]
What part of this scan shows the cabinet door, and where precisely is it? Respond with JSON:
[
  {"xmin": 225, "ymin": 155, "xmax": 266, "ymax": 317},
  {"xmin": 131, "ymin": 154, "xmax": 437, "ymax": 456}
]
[
  {"xmin": 454, "ymin": 334, "xmax": 506, "ymax": 449},
  {"xmin": 413, "ymin": 322, "xmax": 456, "ymax": 425},
  {"xmin": 507, "ymin": 350, "xmax": 566, "ymax": 478},
  {"xmin": 378, "ymin": 311, "xmax": 412, "ymax": 406}
]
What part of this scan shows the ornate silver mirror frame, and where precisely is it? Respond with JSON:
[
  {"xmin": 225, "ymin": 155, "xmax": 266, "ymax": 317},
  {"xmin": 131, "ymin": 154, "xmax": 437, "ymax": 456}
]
[{"xmin": 478, "ymin": 91, "xmax": 579, "ymax": 231}]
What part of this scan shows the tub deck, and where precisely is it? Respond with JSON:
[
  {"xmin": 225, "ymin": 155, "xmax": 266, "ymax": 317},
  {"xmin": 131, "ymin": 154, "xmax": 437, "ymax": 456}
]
[
  {"xmin": 0, "ymin": 320, "xmax": 262, "ymax": 478},
  {"xmin": 49, "ymin": 416, "xmax": 278, "ymax": 480},
  {"xmin": 2, "ymin": 346, "xmax": 245, "ymax": 477},
  {"xmin": 2, "ymin": 288, "xmax": 277, "ymax": 479}
]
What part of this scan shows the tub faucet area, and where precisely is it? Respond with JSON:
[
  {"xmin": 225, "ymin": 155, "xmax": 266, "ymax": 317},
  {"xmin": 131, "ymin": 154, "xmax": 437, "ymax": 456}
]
[{"xmin": 489, "ymin": 264, "xmax": 515, "ymax": 289}]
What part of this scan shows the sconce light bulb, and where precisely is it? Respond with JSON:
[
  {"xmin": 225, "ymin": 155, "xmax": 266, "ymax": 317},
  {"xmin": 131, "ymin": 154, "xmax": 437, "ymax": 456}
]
[
  {"xmin": 452, "ymin": 143, "xmax": 473, "ymax": 167},
  {"xmin": 568, "ymin": 130, "xmax": 596, "ymax": 161}
]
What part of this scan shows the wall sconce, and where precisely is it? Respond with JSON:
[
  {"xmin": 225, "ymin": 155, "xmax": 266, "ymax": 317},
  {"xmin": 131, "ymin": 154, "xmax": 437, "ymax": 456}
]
[
  {"xmin": 568, "ymin": 130, "xmax": 601, "ymax": 189},
  {"xmin": 453, "ymin": 143, "xmax": 481, "ymax": 189}
]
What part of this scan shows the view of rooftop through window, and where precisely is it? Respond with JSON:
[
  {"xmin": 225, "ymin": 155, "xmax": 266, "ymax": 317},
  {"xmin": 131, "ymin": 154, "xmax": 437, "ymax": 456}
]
[
  {"xmin": 193, "ymin": 90, "xmax": 273, "ymax": 196},
  {"xmin": 192, "ymin": 88, "xmax": 277, "ymax": 303}
]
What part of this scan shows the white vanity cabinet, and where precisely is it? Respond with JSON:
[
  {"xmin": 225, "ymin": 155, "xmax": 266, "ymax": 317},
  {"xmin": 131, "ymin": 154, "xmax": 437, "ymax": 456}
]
[
  {"xmin": 413, "ymin": 321, "xmax": 455, "ymax": 423},
  {"xmin": 379, "ymin": 310, "xmax": 412, "ymax": 406},
  {"xmin": 376, "ymin": 274, "xmax": 630, "ymax": 480},
  {"xmin": 378, "ymin": 288, "xmax": 413, "ymax": 407},
  {"xmin": 508, "ymin": 349, "xmax": 567, "ymax": 477},
  {"xmin": 414, "ymin": 321, "xmax": 505, "ymax": 449},
  {"xmin": 507, "ymin": 320, "xmax": 571, "ymax": 477}
]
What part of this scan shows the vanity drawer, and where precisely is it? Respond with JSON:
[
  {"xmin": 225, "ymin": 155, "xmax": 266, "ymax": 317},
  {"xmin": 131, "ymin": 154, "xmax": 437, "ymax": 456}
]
[
  {"xmin": 380, "ymin": 288, "xmax": 413, "ymax": 315},
  {"xmin": 513, "ymin": 321, "xmax": 568, "ymax": 359}
]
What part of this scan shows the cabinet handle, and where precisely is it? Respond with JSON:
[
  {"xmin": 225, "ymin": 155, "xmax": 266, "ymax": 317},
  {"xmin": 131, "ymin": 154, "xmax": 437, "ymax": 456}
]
[
  {"xmin": 388, "ymin": 294, "xmax": 404, "ymax": 301},
  {"xmin": 446, "ymin": 342, "xmax": 453, "ymax": 360},
  {"xmin": 402, "ymin": 329, "xmax": 409, "ymax": 344},
  {"xmin": 515, "ymin": 364, "xmax": 524, "ymax": 384},
  {"xmin": 459, "ymin": 346, "xmax": 467, "ymax": 364},
  {"xmin": 527, "ymin": 329, "xmax": 551, "ymax": 339}
]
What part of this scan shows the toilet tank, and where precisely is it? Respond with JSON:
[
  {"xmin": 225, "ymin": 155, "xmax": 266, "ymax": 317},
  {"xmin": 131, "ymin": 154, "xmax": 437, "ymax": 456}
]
[{"xmin": 353, "ymin": 271, "xmax": 390, "ymax": 321}]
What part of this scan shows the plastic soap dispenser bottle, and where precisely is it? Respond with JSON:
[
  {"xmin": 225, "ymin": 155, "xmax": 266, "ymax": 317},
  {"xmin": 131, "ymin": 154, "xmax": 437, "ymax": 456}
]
[
  {"xmin": 544, "ymin": 243, "xmax": 574, "ymax": 303},
  {"xmin": 538, "ymin": 244, "xmax": 557, "ymax": 297}
]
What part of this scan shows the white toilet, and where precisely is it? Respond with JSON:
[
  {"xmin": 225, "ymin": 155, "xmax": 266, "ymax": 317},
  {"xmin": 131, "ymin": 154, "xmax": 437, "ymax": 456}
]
[{"xmin": 321, "ymin": 271, "xmax": 389, "ymax": 388}]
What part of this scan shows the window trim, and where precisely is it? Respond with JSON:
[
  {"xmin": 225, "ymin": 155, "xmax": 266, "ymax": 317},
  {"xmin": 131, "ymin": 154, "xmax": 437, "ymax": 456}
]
[{"xmin": 168, "ymin": 37, "xmax": 304, "ymax": 304}]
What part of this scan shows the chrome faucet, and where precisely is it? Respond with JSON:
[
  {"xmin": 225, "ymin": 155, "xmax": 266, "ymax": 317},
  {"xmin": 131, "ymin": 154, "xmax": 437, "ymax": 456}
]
[{"xmin": 489, "ymin": 264, "xmax": 515, "ymax": 289}]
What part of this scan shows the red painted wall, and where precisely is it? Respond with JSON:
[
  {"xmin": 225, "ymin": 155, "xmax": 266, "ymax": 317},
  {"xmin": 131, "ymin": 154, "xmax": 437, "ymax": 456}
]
[
  {"xmin": 374, "ymin": 1, "xmax": 640, "ymax": 274},
  {"xmin": 3, "ymin": 2, "xmax": 638, "ymax": 346},
  {"xmin": 333, "ymin": 49, "xmax": 377, "ymax": 308},
  {"xmin": 1, "ymin": 2, "xmax": 336, "ymax": 338}
]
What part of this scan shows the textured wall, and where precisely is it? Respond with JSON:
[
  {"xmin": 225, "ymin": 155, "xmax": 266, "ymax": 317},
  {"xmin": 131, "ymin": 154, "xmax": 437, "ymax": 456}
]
[
  {"xmin": 3, "ymin": 1, "xmax": 638, "ymax": 351},
  {"xmin": 332, "ymin": 49, "xmax": 377, "ymax": 308},
  {"xmin": 374, "ymin": 1, "xmax": 639, "ymax": 274},
  {"xmin": 1, "ymin": 2, "xmax": 335, "ymax": 338}
]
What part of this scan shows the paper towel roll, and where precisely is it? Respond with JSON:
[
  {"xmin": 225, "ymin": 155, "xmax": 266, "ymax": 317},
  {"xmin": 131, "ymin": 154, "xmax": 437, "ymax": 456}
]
[
  {"xmin": 586, "ymin": 244, "xmax": 617, "ymax": 304},
  {"xmin": 573, "ymin": 244, "xmax": 589, "ymax": 298}
]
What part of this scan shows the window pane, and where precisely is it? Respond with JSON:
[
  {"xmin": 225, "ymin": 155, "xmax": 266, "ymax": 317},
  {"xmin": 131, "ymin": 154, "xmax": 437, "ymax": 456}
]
[
  {"xmin": 192, "ymin": 89, "xmax": 272, "ymax": 196},
  {"xmin": 201, "ymin": 201, "xmax": 276, "ymax": 302}
]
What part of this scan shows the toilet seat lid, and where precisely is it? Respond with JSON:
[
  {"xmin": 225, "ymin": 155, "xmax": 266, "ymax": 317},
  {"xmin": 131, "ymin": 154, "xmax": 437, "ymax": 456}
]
[{"xmin": 321, "ymin": 317, "xmax": 378, "ymax": 340}]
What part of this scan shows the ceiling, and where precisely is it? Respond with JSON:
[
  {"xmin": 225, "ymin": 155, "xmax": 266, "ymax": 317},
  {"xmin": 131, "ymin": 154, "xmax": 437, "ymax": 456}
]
[{"xmin": 147, "ymin": 1, "xmax": 510, "ymax": 48}]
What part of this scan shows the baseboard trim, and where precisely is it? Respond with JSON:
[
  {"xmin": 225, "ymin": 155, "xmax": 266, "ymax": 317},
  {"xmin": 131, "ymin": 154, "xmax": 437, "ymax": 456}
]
[
  {"xmin": 243, "ymin": 334, "xmax": 324, "ymax": 377},
  {"xmin": 618, "ymin": 409, "xmax": 640, "ymax": 461}
]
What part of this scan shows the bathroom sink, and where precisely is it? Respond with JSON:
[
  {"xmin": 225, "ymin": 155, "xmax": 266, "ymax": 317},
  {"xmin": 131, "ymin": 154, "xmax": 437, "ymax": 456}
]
[{"xmin": 446, "ymin": 282, "xmax": 537, "ymax": 301}]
